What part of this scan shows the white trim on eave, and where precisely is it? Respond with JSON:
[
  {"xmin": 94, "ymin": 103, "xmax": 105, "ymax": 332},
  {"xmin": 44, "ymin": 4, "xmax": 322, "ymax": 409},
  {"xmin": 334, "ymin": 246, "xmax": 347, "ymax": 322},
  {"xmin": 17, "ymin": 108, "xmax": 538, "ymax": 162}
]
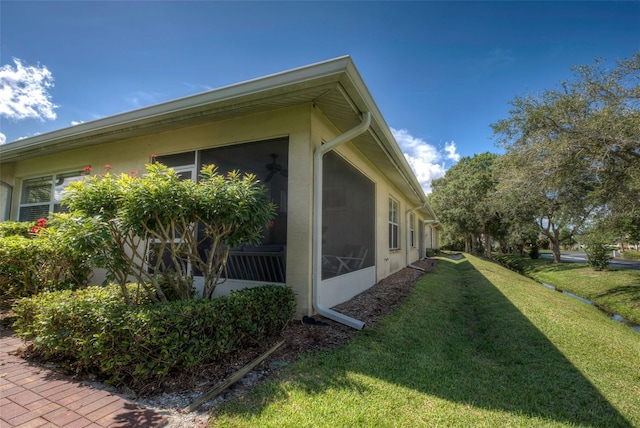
[{"xmin": 0, "ymin": 55, "xmax": 437, "ymax": 223}]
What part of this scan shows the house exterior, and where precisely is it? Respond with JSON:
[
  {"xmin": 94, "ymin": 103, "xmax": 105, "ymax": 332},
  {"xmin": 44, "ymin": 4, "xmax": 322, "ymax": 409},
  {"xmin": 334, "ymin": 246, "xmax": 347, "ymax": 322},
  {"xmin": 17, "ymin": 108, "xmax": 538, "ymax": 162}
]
[{"xmin": 0, "ymin": 56, "xmax": 440, "ymax": 329}]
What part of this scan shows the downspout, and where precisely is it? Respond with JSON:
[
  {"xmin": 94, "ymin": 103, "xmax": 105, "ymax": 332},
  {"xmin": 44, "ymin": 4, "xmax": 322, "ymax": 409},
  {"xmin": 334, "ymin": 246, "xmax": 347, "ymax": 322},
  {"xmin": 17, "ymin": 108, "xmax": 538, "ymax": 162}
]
[{"xmin": 312, "ymin": 111, "xmax": 371, "ymax": 330}]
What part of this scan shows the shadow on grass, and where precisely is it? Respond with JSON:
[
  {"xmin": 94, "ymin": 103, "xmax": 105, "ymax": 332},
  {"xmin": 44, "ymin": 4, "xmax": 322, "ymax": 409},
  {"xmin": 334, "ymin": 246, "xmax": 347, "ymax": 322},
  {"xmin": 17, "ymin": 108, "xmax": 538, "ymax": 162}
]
[
  {"xmin": 595, "ymin": 285, "xmax": 640, "ymax": 305},
  {"xmin": 218, "ymin": 257, "xmax": 632, "ymax": 426}
]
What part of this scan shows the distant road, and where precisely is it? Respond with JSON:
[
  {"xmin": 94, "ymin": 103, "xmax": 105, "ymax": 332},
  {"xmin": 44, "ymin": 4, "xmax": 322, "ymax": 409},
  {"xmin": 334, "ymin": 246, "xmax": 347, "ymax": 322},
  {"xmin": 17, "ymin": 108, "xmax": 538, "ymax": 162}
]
[{"xmin": 540, "ymin": 252, "xmax": 640, "ymax": 270}]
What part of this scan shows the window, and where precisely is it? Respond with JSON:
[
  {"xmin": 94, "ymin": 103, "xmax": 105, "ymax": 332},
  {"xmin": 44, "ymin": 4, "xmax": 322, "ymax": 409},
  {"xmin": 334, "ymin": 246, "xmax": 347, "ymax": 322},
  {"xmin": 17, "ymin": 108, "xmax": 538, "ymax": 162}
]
[
  {"xmin": 19, "ymin": 171, "xmax": 84, "ymax": 222},
  {"xmin": 389, "ymin": 197, "xmax": 399, "ymax": 250},
  {"xmin": 409, "ymin": 212, "xmax": 415, "ymax": 248}
]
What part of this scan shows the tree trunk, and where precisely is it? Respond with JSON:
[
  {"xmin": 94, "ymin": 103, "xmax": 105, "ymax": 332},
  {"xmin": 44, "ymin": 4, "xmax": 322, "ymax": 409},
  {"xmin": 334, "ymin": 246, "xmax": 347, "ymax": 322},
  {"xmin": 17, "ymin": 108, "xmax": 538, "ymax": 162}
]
[
  {"xmin": 551, "ymin": 231, "xmax": 562, "ymax": 263},
  {"xmin": 484, "ymin": 222, "xmax": 492, "ymax": 259}
]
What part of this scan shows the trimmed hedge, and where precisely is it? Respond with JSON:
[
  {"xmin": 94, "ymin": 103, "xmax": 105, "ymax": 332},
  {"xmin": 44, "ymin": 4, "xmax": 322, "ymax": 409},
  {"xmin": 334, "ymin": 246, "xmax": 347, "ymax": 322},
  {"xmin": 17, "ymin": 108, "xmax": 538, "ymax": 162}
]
[
  {"xmin": 0, "ymin": 235, "xmax": 90, "ymax": 303},
  {"xmin": 0, "ymin": 221, "xmax": 32, "ymax": 238},
  {"xmin": 13, "ymin": 284, "xmax": 296, "ymax": 389}
]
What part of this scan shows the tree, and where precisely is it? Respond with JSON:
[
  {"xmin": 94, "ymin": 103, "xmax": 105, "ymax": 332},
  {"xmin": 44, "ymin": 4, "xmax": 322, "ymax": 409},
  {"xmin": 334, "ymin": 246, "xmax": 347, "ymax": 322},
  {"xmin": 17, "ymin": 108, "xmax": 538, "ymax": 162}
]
[
  {"xmin": 492, "ymin": 54, "xmax": 640, "ymax": 262},
  {"xmin": 430, "ymin": 153, "xmax": 499, "ymax": 258},
  {"xmin": 63, "ymin": 163, "xmax": 275, "ymax": 302},
  {"xmin": 490, "ymin": 191, "xmax": 540, "ymax": 256},
  {"xmin": 492, "ymin": 136, "xmax": 599, "ymax": 263}
]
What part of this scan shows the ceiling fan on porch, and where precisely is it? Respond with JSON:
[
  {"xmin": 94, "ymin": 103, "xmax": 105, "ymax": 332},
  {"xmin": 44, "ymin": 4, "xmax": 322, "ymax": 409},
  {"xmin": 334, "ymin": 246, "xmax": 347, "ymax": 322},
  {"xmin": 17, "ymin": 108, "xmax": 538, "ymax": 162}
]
[{"xmin": 265, "ymin": 153, "xmax": 288, "ymax": 182}]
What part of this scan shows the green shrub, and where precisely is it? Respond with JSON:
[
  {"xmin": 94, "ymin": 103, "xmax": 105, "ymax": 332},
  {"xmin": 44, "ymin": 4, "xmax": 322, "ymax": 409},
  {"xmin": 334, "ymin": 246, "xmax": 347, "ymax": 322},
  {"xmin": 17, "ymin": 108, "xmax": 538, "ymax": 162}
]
[
  {"xmin": 585, "ymin": 242, "xmax": 612, "ymax": 271},
  {"xmin": 0, "ymin": 221, "xmax": 32, "ymax": 238},
  {"xmin": 425, "ymin": 249, "xmax": 438, "ymax": 258},
  {"xmin": 0, "ymin": 233, "xmax": 90, "ymax": 303},
  {"xmin": 529, "ymin": 244, "xmax": 540, "ymax": 259},
  {"xmin": 13, "ymin": 284, "xmax": 296, "ymax": 389},
  {"xmin": 12, "ymin": 285, "xmax": 133, "ymax": 370},
  {"xmin": 63, "ymin": 163, "xmax": 276, "ymax": 302}
]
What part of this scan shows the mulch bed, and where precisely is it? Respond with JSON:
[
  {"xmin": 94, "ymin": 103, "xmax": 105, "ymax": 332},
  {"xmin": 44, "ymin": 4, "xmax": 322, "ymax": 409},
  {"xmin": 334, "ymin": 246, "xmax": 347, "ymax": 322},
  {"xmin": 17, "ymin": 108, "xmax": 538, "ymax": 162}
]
[{"xmin": 1, "ymin": 259, "xmax": 436, "ymax": 400}]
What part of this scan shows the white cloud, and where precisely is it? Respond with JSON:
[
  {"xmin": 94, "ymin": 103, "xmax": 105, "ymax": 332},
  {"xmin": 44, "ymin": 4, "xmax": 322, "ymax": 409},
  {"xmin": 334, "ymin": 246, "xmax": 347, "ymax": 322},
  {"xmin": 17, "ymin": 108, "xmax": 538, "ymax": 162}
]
[
  {"xmin": 391, "ymin": 128, "xmax": 459, "ymax": 194},
  {"xmin": 0, "ymin": 58, "xmax": 58, "ymax": 121},
  {"xmin": 444, "ymin": 141, "xmax": 460, "ymax": 162},
  {"xmin": 0, "ymin": 132, "xmax": 6, "ymax": 145},
  {"xmin": 71, "ymin": 120, "xmax": 84, "ymax": 126}
]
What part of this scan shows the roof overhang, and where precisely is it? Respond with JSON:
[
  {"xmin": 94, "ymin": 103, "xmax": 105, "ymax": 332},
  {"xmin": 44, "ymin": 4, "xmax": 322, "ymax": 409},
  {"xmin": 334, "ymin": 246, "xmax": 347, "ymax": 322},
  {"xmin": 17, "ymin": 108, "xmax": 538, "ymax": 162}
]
[{"xmin": 0, "ymin": 56, "xmax": 433, "ymax": 216}]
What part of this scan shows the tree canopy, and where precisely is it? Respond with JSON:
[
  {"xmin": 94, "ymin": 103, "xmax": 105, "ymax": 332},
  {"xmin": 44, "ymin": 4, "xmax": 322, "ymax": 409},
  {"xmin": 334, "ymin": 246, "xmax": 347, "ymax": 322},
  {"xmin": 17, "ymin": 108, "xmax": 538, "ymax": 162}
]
[
  {"xmin": 430, "ymin": 152, "xmax": 498, "ymax": 257},
  {"xmin": 431, "ymin": 53, "xmax": 639, "ymax": 262},
  {"xmin": 489, "ymin": 53, "xmax": 640, "ymax": 262}
]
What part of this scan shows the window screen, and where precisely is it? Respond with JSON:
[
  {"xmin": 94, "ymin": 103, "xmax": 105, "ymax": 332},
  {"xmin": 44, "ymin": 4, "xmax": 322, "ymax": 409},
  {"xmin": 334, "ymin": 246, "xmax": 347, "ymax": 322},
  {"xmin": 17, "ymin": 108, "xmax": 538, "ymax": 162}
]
[
  {"xmin": 321, "ymin": 151, "xmax": 375, "ymax": 280},
  {"xmin": 154, "ymin": 138, "xmax": 289, "ymax": 282}
]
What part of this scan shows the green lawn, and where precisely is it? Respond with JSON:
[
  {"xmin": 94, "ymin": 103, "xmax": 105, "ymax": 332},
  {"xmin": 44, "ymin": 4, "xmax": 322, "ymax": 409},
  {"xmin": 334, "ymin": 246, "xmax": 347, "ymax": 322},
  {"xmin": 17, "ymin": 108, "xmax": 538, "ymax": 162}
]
[
  {"xmin": 210, "ymin": 254, "xmax": 640, "ymax": 427},
  {"xmin": 517, "ymin": 256, "xmax": 640, "ymax": 326}
]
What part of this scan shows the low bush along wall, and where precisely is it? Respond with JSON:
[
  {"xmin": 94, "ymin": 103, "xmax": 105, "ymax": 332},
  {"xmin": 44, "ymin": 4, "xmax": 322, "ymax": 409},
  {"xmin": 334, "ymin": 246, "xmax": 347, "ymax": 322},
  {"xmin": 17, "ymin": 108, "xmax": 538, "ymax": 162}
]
[{"xmin": 12, "ymin": 284, "xmax": 296, "ymax": 390}]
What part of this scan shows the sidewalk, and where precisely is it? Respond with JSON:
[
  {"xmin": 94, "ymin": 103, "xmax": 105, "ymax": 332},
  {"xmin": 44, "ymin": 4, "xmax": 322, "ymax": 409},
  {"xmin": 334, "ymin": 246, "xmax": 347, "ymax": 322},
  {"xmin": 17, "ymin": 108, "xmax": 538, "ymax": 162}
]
[{"xmin": 0, "ymin": 328, "xmax": 167, "ymax": 427}]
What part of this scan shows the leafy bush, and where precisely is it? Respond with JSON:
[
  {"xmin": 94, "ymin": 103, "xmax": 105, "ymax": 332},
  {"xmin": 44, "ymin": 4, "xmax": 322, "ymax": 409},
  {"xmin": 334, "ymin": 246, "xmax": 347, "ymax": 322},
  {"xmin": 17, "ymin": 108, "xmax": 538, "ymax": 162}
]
[
  {"xmin": 585, "ymin": 242, "xmax": 612, "ymax": 271},
  {"xmin": 62, "ymin": 163, "xmax": 276, "ymax": 302},
  {"xmin": 529, "ymin": 244, "xmax": 540, "ymax": 259},
  {"xmin": 13, "ymin": 284, "xmax": 296, "ymax": 389},
  {"xmin": 425, "ymin": 249, "xmax": 438, "ymax": 258},
  {"xmin": 0, "ymin": 221, "xmax": 32, "ymax": 238},
  {"xmin": 0, "ymin": 222, "xmax": 91, "ymax": 303}
]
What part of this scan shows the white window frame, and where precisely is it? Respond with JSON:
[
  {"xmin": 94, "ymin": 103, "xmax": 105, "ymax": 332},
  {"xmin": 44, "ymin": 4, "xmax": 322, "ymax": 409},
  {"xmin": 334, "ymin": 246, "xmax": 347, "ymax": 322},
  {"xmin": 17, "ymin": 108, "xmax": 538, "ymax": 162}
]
[
  {"xmin": 389, "ymin": 197, "xmax": 400, "ymax": 250},
  {"xmin": 18, "ymin": 170, "xmax": 85, "ymax": 222}
]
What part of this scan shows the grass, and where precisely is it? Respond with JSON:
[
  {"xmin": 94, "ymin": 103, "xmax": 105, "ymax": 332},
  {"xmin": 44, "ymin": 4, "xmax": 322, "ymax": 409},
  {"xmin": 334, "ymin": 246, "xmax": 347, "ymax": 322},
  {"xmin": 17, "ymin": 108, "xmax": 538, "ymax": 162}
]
[
  {"xmin": 209, "ymin": 254, "xmax": 640, "ymax": 427},
  {"xmin": 512, "ymin": 256, "xmax": 640, "ymax": 326}
]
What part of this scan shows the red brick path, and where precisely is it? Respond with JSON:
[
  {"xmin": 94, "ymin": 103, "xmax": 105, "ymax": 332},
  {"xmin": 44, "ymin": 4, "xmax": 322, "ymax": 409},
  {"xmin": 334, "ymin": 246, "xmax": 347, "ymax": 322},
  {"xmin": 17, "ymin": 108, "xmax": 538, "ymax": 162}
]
[{"xmin": 0, "ymin": 329, "xmax": 167, "ymax": 427}]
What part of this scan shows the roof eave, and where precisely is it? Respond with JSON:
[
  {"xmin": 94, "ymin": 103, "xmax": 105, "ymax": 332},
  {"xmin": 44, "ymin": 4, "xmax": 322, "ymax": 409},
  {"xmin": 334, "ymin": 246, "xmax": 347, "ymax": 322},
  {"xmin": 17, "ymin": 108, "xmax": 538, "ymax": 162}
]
[{"xmin": 0, "ymin": 56, "xmax": 352, "ymax": 163}]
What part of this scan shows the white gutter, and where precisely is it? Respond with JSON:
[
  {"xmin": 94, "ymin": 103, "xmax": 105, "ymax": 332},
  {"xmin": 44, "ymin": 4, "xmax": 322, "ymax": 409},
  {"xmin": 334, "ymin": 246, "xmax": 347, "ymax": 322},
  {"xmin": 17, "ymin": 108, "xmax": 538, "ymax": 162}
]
[{"xmin": 312, "ymin": 111, "xmax": 371, "ymax": 330}]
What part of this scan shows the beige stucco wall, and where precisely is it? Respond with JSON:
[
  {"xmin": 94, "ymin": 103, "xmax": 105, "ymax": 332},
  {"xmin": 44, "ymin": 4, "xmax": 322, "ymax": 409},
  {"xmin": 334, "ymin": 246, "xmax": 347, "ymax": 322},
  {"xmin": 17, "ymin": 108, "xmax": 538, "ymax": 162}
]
[
  {"xmin": 5, "ymin": 105, "xmax": 317, "ymax": 316},
  {"xmin": 4, "ymin": 102, "xmax": 431, "ymax": 318}
]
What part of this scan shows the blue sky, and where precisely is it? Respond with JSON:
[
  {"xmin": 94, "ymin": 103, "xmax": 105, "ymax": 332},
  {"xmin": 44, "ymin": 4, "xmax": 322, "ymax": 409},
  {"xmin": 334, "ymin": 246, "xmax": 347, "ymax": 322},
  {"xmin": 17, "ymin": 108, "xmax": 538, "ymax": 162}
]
[{"xmin": 1, "ymin": 1, "xmax": 638, "ymax": 192}]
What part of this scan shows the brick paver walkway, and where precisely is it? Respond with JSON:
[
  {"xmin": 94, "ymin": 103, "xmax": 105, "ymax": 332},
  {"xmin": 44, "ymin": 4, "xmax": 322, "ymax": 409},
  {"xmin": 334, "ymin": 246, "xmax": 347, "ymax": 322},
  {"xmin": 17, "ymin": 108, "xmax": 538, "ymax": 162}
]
[{"xmin": 0, "ymin": 328, "xmax": 167, "ymax": 427}]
